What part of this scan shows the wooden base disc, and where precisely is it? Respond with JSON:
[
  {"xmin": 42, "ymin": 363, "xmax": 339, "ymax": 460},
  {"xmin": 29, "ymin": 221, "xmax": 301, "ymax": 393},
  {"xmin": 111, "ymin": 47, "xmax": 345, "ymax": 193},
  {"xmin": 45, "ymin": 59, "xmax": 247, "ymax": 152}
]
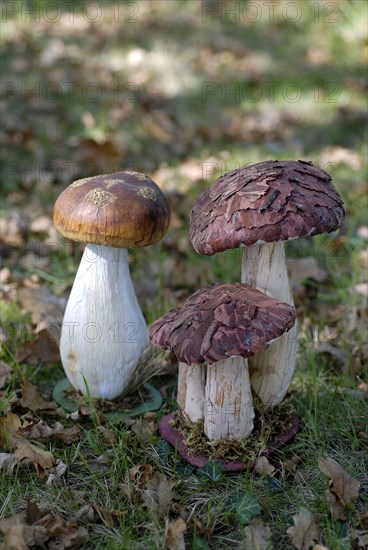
[{"xmin": 158, "ymin": 412, "xmax": 298, "ymax": 472}]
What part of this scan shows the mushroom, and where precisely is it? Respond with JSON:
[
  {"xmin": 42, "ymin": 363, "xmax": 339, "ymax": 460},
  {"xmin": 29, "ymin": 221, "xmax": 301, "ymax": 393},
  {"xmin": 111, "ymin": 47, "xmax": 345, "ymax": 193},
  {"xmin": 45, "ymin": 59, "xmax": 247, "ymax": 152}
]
[
  {"xmin": 190, "ymin": 160, "xmax": 345, "ymax": 408},
  {"xmin": 53, "ymin": 171, "xmax": 170, "ymax": 400},
  {"xmin": 150, "ymin": 283, "xmax": 296, "ymax": 441}
]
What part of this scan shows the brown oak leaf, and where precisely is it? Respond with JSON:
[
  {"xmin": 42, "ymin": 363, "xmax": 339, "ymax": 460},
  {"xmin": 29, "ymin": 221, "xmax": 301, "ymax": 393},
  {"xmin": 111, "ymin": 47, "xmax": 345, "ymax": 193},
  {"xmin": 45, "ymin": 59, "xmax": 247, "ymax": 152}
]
[
  {"xmin": 318, "ymin": 457, "xmax": 360, "ymax": 520},
  {"xmin": 142, "ymin": 471, "xmax": 179, "ymax": 517},
  {"xmin": 243, "ymin": 518, "xmax": 273, "ymax": 549},
  {"xmin": 13, "ymin": 440, "xmax": 54, "ymax": 471},
  {"xmin": 19, "ymin": 420, "xmax": 80, "ymax": 444},
  {"xmin": 20, "ymin": 380, "xmax": 58, "ymax": 411},
  {"xmin": 0, "ymin": 501, "xmax": 87, "ymax": 550},
  {"xmin": 287, "ymin": 508, "xmax": 320, "ymax": 550}
]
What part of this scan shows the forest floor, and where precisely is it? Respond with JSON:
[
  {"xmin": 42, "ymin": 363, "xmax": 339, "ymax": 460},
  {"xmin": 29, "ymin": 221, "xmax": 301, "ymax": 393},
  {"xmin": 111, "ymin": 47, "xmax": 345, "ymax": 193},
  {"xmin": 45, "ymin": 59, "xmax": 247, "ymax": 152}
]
[{"xmin": 1, "ymin": 1, "xmax": 367, "ymax": 549}]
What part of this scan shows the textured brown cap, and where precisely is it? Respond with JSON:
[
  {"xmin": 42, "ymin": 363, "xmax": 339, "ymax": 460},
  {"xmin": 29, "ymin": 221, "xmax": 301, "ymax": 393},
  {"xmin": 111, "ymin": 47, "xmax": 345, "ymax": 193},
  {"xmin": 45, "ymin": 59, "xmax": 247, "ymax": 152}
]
[
  {"xmin": 150, "ymin": 283, "xmax": 295, "ymax": 365},
  {"xmin": 53, "ymin": 172, "xmax": 170, "ymax": 247},
  {"xmin": 190, "ymin": 160, "xmax": 345, "ymax": 255}
]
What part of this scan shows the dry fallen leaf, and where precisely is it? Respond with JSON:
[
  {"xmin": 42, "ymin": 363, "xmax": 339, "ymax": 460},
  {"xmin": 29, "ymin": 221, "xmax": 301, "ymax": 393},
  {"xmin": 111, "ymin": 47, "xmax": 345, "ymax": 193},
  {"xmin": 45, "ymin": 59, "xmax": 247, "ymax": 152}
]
[
  {"xmin": 131, "ymin": 419, "xmax": 156, "ymax": 444},
  {"xmin": 17, "ymin": 287, "xmax": 66, "ymax": 336},
  {"xmin": 19, "ymin": 420, "xmax": 80, "ymax": 444},
  {"xmin": 166, "ymin": 518, "xmax": 187, "ymax": 550},
  {"xmin": 75, "ymin": 503, "xmax": 98, "ymax": 523},
  {"xmin": 287, "ymin": 508, "xmax": 320, "ymax": 550},
  {"xmin": 0, "ymin": 501, "xmax": 88, "ymax": 550},
  {"xmin": 0, "ymin": 514, "xmax": 38, "ymax": 550},
  {"xmin": 14, "ymin": 440, "xmax": 54, "ymax": 471},
  {"xmin": 253, "ymin": 456, "xmax": 275, "ymax": 476},
  {"xmin": 20, "ymin": 380, "xmax": 58, "ymax": 411},
  {"xmin": 16, "ymin": 329, "xmax": 60, "ymax": 365},
  {"xmin": 318, "ymin": 457, "xmax": 360, "ymax": 520},
  {"xmin": 0, "ymin": 412, "xmax": 31, "ymax": 449},
  {"xmin": 129, "ymin": 463, "xmax": 154, "ymax": 490},
  {"xmin": 142, "ymin": 471, "xmax": 179, "ymax": 517},
  {"xmin": 46, "ymin": 459, "xmax": 68, "ymax": 486},
  {"xmin": 243, "ymin": 518, "xmax": 273, "ymax": 549},
  {"xmin": 0, "ymin": 413, "xmax": 54, "ymax": 472}
]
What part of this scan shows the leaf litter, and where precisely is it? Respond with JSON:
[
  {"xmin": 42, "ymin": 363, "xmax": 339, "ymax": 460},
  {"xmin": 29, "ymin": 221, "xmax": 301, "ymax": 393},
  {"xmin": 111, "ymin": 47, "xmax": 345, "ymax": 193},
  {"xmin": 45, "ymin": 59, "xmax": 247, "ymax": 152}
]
[
  {"xmin": 318, "ymin": 456, "xmax": 361, "ymax": 521},
  {"xmin": 0, "ymin": 501, "xmax": 88, "ymax": 550},
  {"xmin": 243, "ymin": 518, "xmax": 273, "ymax": 550},
  {"xmin": 142, "ymin": 471, "xmax": 180, "ymax": 517},
  {"xmin": 286, "ymin": 508, "xmax": 321, "ymax": 550}
]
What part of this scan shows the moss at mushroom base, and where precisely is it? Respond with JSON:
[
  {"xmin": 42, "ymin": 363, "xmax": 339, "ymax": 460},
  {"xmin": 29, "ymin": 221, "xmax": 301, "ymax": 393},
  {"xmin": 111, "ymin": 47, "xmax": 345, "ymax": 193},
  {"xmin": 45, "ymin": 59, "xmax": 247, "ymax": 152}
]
[{"xmin": 160, "ymin": 394, "xmax": 297, "ymax": 468}]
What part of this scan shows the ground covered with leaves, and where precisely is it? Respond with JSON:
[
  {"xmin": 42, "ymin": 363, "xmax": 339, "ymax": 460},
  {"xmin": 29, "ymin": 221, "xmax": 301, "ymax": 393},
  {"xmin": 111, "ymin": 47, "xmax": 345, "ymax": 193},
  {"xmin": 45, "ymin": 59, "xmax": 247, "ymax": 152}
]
[{"xmin": 1, "ymin": 1, "xmax": 367, "ymax": 549}]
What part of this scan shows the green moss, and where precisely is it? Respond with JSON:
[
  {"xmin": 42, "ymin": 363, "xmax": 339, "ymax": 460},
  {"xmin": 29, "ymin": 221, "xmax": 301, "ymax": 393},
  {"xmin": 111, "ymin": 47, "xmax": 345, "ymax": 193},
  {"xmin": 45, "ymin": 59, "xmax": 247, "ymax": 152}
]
[{"xmin": 172, "ymin": 396, "xmax": 296, "ymax": 463}]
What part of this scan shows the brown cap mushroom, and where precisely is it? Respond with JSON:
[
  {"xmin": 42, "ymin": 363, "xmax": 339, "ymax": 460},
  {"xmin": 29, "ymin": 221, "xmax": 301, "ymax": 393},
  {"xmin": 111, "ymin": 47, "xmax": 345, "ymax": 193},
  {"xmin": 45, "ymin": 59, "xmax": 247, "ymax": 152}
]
[
  {"xmin": 150, "ymin": 283, "xmax": 295, "ymax": 440},
  {"xmin": 54, "ymin": 171, "xmax": 170, "ymax": 248},
  {"xmin": 53, "ymin": 171, "xmax": 170, "ymax": 400}
]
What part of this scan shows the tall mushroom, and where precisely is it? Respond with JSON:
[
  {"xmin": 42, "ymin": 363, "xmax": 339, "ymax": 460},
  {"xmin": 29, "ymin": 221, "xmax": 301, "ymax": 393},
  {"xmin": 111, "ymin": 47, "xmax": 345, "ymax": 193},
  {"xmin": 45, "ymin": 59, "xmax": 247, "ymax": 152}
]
[
  {"xmin": 150, "ymin": 283, "xmax": 295, "ymax": 441},
  {"xmin": 190, "ymin": 160, "xmax": 345, "ymax": 408},
  {"xmin": 53, "ymin": 171, "xmax": 170, "ymax": 400}
]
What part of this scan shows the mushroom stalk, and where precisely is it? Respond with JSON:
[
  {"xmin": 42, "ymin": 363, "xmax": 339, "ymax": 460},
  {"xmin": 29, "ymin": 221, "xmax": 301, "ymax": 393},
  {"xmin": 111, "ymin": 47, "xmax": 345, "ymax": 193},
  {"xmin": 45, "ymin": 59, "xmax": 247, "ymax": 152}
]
[
  {"xmin": 60, "ymin": 244, "xmax": 149, "ymax": 400},
  {"xmin": 177, "ymin": 362, "xmax": 205, "ymax": 423},
  {"xmin": 204, "ymin": 356, "xmax": 254, "ymax": 440},
  {"xmin": 241, "ymin": 242, "xmax": 298, "ymax": 408}
]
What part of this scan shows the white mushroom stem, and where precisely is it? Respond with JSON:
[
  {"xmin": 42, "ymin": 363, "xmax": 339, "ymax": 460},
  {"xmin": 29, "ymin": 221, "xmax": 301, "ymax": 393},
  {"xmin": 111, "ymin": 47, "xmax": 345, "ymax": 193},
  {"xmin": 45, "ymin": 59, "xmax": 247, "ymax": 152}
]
[
  {"xmin": 204, "ymin": 356, "xmax": 254, "ymax": 440},
  {"xmin": 60, "ymin": 244, "xmax": 149, "ymax": 400},
  {"xmin": 177, "ymin": 362, "xmax": 205, "ymax": 423},
  {"xmin": 241, "ymin": 242, "xmax": 298, "ymax": 409}
]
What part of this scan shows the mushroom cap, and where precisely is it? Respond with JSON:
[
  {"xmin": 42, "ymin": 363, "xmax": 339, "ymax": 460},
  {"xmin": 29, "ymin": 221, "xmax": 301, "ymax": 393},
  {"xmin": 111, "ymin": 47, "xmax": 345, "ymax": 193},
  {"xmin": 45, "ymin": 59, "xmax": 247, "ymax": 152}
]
[
  {"xmin": 190, "ymin": 160, "xmax": 345, "ymax": 255},
  {"xmin": 150, "ymin": 283, "xmax": 296, "ymax": 365},
  {"xmin": 53, "ymin": 172, "xmax": 170, "ymax": 247}
]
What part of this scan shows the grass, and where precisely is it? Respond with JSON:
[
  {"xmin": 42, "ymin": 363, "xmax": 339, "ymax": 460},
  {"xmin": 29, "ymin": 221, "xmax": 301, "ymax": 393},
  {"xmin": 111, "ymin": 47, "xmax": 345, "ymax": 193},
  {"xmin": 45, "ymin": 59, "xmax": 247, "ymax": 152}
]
[{"xmin": 1, "ymin": 0, "xmax": 367, "ymax": 548}]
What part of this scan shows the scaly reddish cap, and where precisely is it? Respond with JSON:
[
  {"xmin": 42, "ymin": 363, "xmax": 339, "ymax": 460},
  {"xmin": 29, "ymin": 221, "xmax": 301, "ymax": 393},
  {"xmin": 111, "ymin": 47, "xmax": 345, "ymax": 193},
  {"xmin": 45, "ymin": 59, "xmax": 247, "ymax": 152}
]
[
  {"xmin": 190, "ymin": 160, "xmax": 345, "ymax": 255},
  {"xmin": 150, "ymin": 283, "xmax": 295, "ymax": 365}
]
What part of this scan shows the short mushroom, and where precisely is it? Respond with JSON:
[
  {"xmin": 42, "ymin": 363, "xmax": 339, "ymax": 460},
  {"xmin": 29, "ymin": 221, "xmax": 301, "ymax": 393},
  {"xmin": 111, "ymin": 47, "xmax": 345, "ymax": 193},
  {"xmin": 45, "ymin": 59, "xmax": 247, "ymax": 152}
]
[
  {"xmin": 190, "ymin": 160, "xmax": 345, "ymax": 409},
  {"xmin": 53, "ymin": 171, "xmax": 170, "ymax": 400},
  {"xmin": 150, "ymin": 282, "xmax": 296, "ymax": 441}
]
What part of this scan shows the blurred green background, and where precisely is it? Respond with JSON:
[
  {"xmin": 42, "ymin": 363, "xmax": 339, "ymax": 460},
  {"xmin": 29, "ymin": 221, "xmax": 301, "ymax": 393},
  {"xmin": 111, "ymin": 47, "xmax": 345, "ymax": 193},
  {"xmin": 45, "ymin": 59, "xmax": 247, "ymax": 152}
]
[{"xmin": 1, "ymin": 0, "xmax": 367, "ymax": 315}]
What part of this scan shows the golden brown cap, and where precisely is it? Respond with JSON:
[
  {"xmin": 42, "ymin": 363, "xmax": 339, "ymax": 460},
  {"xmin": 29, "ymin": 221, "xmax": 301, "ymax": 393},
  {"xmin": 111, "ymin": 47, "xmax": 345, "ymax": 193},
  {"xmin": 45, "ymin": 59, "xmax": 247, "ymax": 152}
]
[{"xmin": 53, "ymin": 172, "xmax": 170, "ymax": 248}]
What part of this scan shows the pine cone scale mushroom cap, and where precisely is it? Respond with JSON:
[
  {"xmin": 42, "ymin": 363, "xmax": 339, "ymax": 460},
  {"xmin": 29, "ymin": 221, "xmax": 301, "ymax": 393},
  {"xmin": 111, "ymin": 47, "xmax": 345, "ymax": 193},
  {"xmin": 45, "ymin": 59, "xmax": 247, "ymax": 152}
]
[
  {"xmin": 150, "ymin": 283, "xmax": 296, "ymax": 365},
  {"xmin": 190, "ymin": 160, "xmax": 345, "ymax": 255}
]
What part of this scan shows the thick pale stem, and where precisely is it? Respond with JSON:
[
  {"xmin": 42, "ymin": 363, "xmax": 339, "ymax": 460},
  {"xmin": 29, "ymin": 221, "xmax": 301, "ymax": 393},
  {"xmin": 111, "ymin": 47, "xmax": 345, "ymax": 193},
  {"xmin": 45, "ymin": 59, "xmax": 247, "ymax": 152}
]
[
  {"xmin": 204, "ymin": 356, "xmax": 254, "ymax": 441},
  {"xmin": 59, "ymin": 244, "xmax": 149, "ymax": 399},
  {"xmin": 241, "ymin": 242, "xmax": 298, "ymax": 408},
  {"xmin": 177, "ymin": 362, "xmax": 205, "ymax": 423}
]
